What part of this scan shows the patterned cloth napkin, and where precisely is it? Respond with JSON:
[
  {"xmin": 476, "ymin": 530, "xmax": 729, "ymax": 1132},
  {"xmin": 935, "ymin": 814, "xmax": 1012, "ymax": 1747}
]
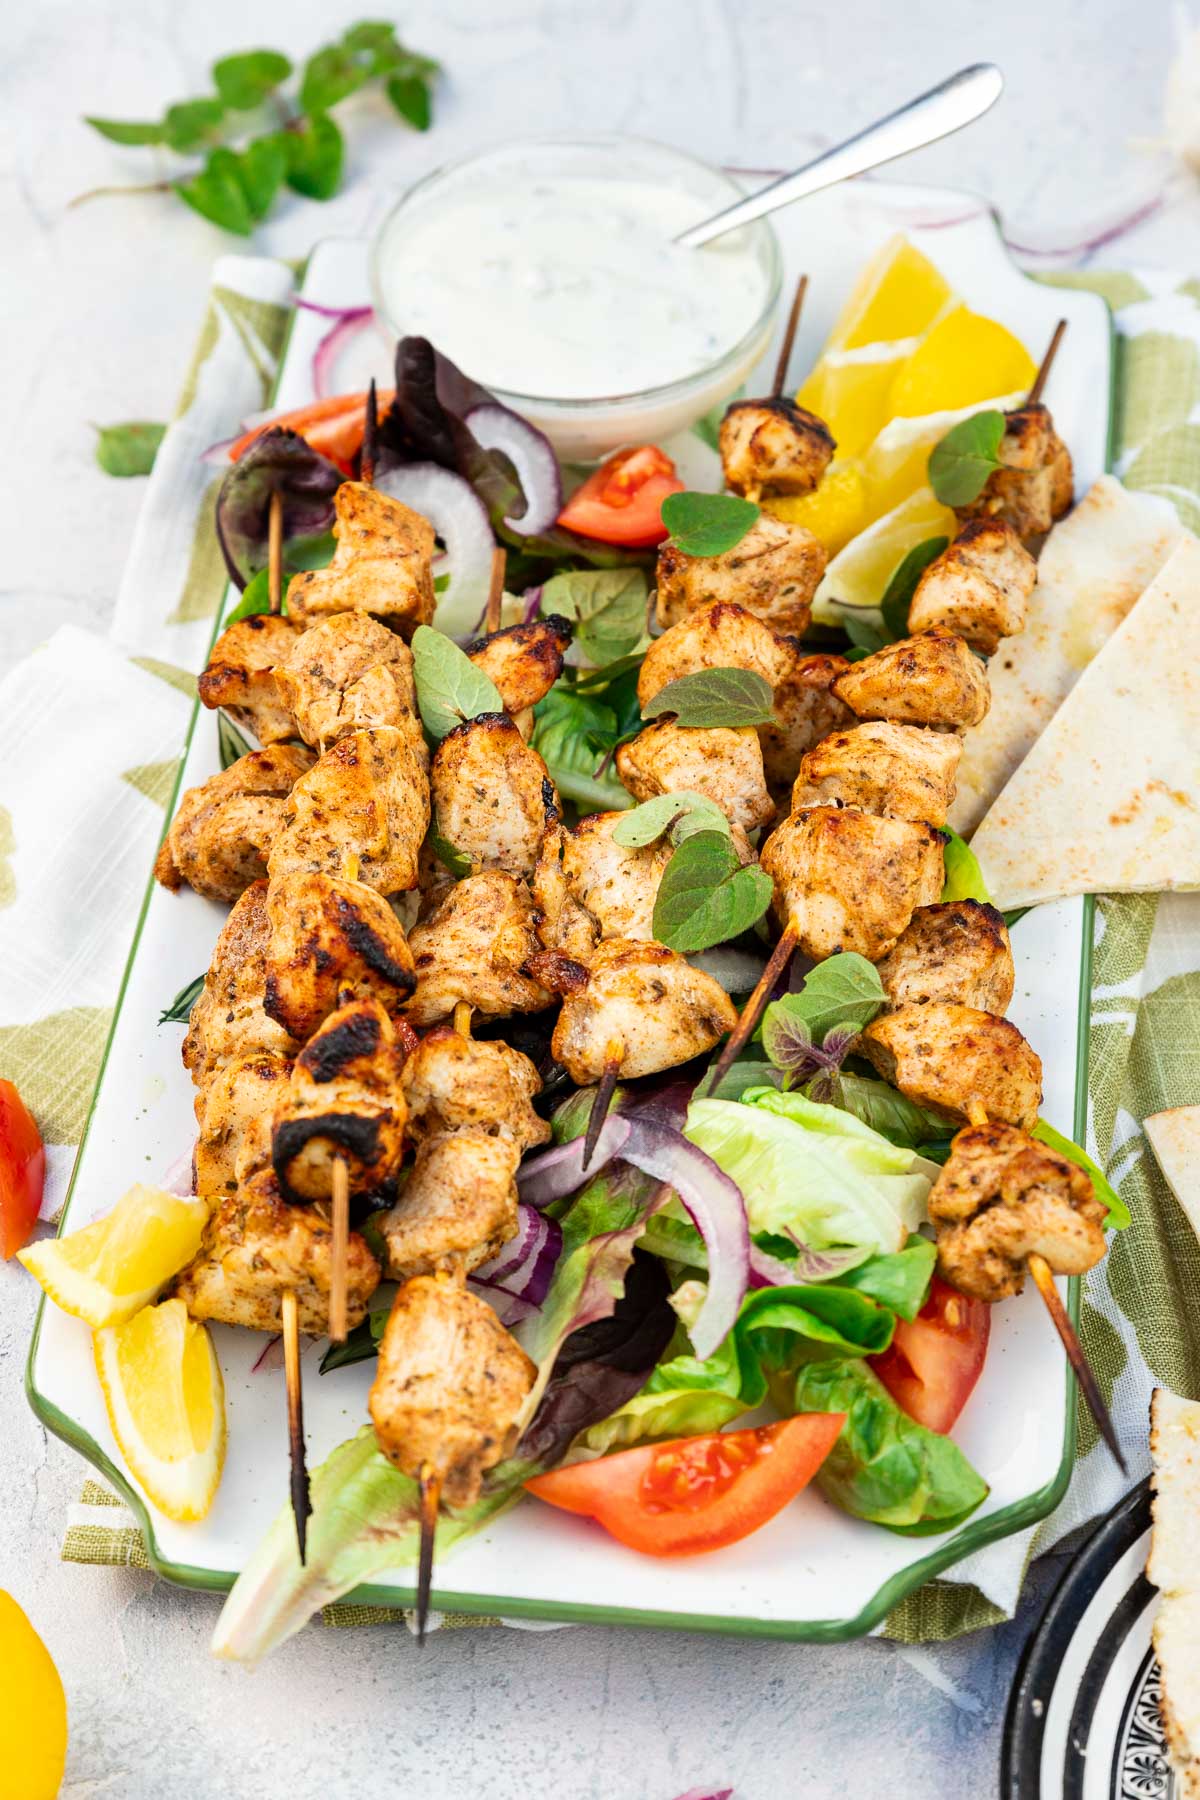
[{"xmin": 5, "ymin": 256, "xmax": 1199, "ymax": 1641}]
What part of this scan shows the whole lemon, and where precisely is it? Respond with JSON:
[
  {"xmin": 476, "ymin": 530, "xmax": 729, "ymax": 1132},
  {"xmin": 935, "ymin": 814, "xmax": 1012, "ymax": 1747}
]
[{"xmin": 0, "ymin": 1591, "xmax": 67, "ymax": 1797}]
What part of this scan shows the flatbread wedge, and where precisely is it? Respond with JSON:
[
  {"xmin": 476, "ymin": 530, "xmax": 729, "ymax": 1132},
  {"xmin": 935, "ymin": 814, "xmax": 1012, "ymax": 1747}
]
[
  {"xmin": 1148, "ymin": 1387, "xmax": 1200, "ymax": 1799},
  {"xmin": 971, "ymin": 534, "xmax": 1200, "ymax": 909},
  {"xmin": 949, "ymin": 476, "xmax": 1183, "ymax": 834},
  {"xmin": 1145, "ymin": 1107, "xmax": 1200, "ymax": 1251}
]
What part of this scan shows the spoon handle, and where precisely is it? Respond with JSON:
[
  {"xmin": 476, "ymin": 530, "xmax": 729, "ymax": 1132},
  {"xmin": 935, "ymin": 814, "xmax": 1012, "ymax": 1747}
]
[{"xmin": 676, "ymin": 63, "xmax": 1004, "ymax": 249}]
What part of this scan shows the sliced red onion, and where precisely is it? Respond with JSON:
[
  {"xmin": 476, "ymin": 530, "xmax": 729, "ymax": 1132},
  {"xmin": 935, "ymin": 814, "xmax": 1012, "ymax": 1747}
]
[
  {"xmin": 373, "ymin": 462, "xmax": 494, "ymax": 637},
  {"xmin": 521, "ymin": 584, "xmax": 544, "ymax": 624},
  {"xmin": 669, "ymin": 1787, "xmax": 734, "ymax": 1799},
  {"xmin": 473, "ymin": 1205, "xmax": 563, "ymax": 1308},
  {"xmin": 201, "ymin": 432, "xmax": 241, "ymax": 467},
  {"xmin": 469, "ymin": 1281, "xmax": 540, "ymax": 1327},
  {"xmin": 251, "ymin": 1334, "xmax": 285, "ymax": 1374},
  {"xmin": 517, "ymin": 1115, "xmax": 632, "ymax": 1208},
  {"xmin": 159, "ymin": 1145, "xmax": 196, "ymax": 1197},
  {"xmin": 464, "ymin": 403, "xmax": 563, "ymax": 535},
  {"xmin": 294, "ymin": 300, "xmax": 375, "ymax": 400}
]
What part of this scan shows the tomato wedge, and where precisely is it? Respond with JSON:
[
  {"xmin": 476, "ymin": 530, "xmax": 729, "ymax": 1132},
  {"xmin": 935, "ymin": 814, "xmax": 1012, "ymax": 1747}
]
[
  {"xmin": 524, "ymin": 1414, "xmax": 844, "ymax": 1556},
  {"xmin": 0, "ymin": 1079, "xmax": 45, "ymax": 1259},
  {"xmin": 557, "ymin": 445, "xmax": 685, "ymax": 548},
  {"xmin": 870, "ymin": 1276, "xmax": 990, "ymax": 1435},
  {"xmin": 226, "ymin": 391, "xmax": 395, "ymax": 475}
]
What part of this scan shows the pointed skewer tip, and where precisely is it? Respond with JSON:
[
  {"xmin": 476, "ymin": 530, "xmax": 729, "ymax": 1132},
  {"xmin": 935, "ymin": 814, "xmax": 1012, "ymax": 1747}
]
[
  {"xmin": 281, "ymin": 1287, "xmax": 312, "ymax": 1563},
  {"xmin": 708, "ymin": 922, "xmax": 797, "ymax": 1091},
  {"xmin": 415, "ymin": 1465, "xmax": 441, "ymax": 1647},
  {"xmin": 581, "ymin": 1040, "xmax": 623, "ymax": 1172}
]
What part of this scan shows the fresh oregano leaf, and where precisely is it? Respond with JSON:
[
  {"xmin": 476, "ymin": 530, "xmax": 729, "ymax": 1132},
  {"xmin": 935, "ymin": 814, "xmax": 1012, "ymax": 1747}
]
[
  {"xmin": 175, "ymin": 148, "xmax": 254, "ymax": 235},
  {"xmin": 85, "ymin": 117, "xmax": 166, "ymax": 146},
  {"xmin": 212, "ymin": 50, "xmax": 293, "ymax": 110},
  {"xmin": 528, "ymin": 687, "xmax": 632, "ymax": 813},
  {"xmin": 222, "ymin": 567, "xmax": 286, "ymax": 625},
  {"xmin": 762, "ymin": 952, "xmax": 886, "ymax": 1049},
  {"xmin": 652, "ymin": 831, "xmax": 773, "ymax": 953},
  {"xmin": 234, "ymin": 136, "xmax": 288, "ymax": 221},
  {"xmin": 218, "ymin": 711, "xmax": 253, "ymax": 770},
  {"xmin": 387, "ymin": 74, "xmax": 433, "ymax": 130},
  {"xmin": 641, "ymin": 667, "xmax": 775, "ymax": 729},
  {"xmin": 610, "ymin": 791, "xmax": 731, "ymax": 849},
  {"xmin": 660, "ymin": 491, "xmax": 760, "ymax": 558},
  {"xmin": 411, "ymin": 625, "xmax": 504, "ymax": 741},
  {"xmin": 927, "ymin": 410, "xmax": 1005, "ymax": 507},
  {"xmin": 540, "ymin": 567, "xmax": 648, "ymax": 668},
  {"xmin": 299, "ymin": 44, "xmax": 369, "ymax": 113},
  {"xmin": 163, "ymin": 98, "xmax": 226, "ymax": 153},
  {"xmin": 93, "ymin": 421, "xmax": 166, "ymax": 478},
  {"xmin": 879, "ymin": 536, "xmax": 949, "ymax": 640},
  {"xmin": 159, "ymin": 972, "xmax": 206, "ymax": 1025},
  {"xmin": 282, "ymin": 113, "xmax": 345, "ymax": 200},
  {"xmin": 834, "ymin": 605, "xmax": 890, "ymax": 656},
  {"xmin": 941, "ymin": 828, "xmax": 990, "ymax": 904}
]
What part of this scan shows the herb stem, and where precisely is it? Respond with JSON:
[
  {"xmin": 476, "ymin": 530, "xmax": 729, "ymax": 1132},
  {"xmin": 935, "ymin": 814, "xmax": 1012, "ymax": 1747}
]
[{"xmin": 69, "ymin": 179, "xmax": 174, "ymax": 209}]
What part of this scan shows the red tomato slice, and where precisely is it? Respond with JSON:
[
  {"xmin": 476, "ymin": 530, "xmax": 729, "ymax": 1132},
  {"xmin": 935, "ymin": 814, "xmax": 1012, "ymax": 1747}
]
[
  {"xmin": 870, "ymin": 1276, "xmax": 990, "ymax": 1435},
  {"xmin": 557, "ymin": 445, "xmax": 685, "ymax": 548},
  {"xmin": 0, "ymin": 1079, "xmax": 45, "ymax": 1259},
  {"xmin": 524, "ymin": 1414, "xmax": 844, "ymax": 1556},
  {"xmin": 227, "ymin": 391, "xmax": 395, "ymax": 476}
]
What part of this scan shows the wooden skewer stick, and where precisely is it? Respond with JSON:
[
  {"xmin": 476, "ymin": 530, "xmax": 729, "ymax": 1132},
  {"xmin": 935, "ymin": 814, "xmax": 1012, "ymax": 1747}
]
[
  {"xmin": 452, "ymin": 1000, "xmax": 473, "ymax": 1039},
  {"xmin": 771, "ymin": 273, "xmax": 810, "ymax": 399},
  {"xmin": 328, "ymin": 1155, "xmax": 350, "ymax": 1345},
  {"xmin": 707, "ymin": 923, "xmax": 798, "ymax": 1094},
  {"xmin": 1027, "ymin": 319, "xmax": 1067, "ymax": 406},
  {"xmin": 361, "ymin": 378, "xmax": 378, "ymax": 486},
  {"xmin": 581, "ymin": 1036, "xmax": 625, "ymax": 1173},
  {"xmin": 268, "ymin": 488, "xmax": 284, "ymax": 615},
  {"xmin": 963, "ymin": 1100, "xmax": 1125, "ymax": 1472},
  {"xmin": 280, "ymin": 1286, "xmax": 312, "ymax": 1562},
  {"xmin": 415, "ymin": 1463, "xmax": 442, "ymax": 1647},
  {"xmin": 484, "ymin": 546, "xmax": 507, "ymax": 636}
]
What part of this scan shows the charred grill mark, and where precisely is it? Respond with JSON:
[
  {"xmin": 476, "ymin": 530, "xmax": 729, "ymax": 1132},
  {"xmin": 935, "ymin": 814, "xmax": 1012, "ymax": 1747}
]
[
  {"xmin": 333, "ymin": 896, "xmax": 417, "ymax": 993},
  {"xmin": 272, "ymin": 1111, "xmax": 383, "ymax": 1202},
  {"xmin": 724, "ymin": 395, "xmax": 837, "ymax": 452},
  {"xmin": 524, "ymin": 950, "xmax": 590, "ymax": 995},
  {"xmin": 300, "ymin": 1011, "xmax": 382, "ymax": 1082}
]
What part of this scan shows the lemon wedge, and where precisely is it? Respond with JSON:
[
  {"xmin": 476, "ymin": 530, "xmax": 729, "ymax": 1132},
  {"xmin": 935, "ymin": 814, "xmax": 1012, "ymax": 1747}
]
[
  {"xmin": 0, "ymin": 1592, "xmax": 67, "ymax": 1799},
  {"xmin": 826, "ymin": 234, "xmax": 955, "ymax": 352},
  {"xmin": 94, "ymin": 1298, "xmax": 226, "ymax": 1522},
  {"xmin": 20, "ymin": 1185, "xmax": 207, "ymax": 1329},
  {"xmin": 861, "ymin": 390, "xmax": 1027, "ymax": 524},
  {"xmin": 812, "ymin": 487, "xmax": 956, "ymax": 624},
  {"xmin": 763, "ymin": 462, "xmax": 868, "ymax": 556},
  {"xmin": 798, "ymin": 340, "xmax": 918, "ymax": 461},
  {"xmin": 890, "ymin": 304, "xmax": 1036, "ymax": 417}
]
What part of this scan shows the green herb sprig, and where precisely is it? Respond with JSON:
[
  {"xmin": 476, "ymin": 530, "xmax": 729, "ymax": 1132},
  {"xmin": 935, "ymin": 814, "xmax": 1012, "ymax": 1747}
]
[
  {"xmin": 411, "ymin": 626, "xmax": 503, "ymax": 742},
  {"xmin": 660, "ymin": 491, "xmax": 759, "ymax": 558},
  {"xmin": 652, "ymin": 831, "xmax": 773, "ymax": 953},
  {"xmin": 927, "ymin": 410, "xmax": 1005, "ymax": 506},
  {"xmin": 641, "ymin": 667, "xmax": 775, "ymax": 730}
]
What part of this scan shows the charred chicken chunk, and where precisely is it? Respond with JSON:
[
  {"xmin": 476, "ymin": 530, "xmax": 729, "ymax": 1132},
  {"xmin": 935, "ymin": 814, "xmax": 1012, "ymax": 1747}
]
[
  {"xmin": 760, "ymin": 806, "xmax": 944, "ymax": 962},
  {"xmin": 275, "ymin": 611, "xmax": 423, "ymax": 755},
  {"xmin": 539, "ymin": 938, "xmax": 738, "ymax": 1085},
  {"xmin": 928, "ymin": 1121, "xmax": 1105, "ymax": 1302},
  {"xmin": 173, "ymin": 1168, "xmax": 380, "ymax": 1334},
  {"xmin": 876, "ymin": 900, "xmax": 1014, "ymax": 1015},
  {"xmin": 405, "ymin": 872, "xmax": 554, "ymax": 1028},
  {"xmin": 272, "ymin": 998, "xmax": 409, "ymax": 1204},
  {"xmin": 263, "ymin": 868, "xmax": 416, "ymax": 1041},
  {"xmin": 198, "ymin": 613, "xmax": 299, "ymax": 746},
  {"xmin": 859, "ymin": 1003, "xmax": 1043, "ymax": 1132},
  {"xmin": 758, "ymin": 653, "xmax": 855, "ymax": 793},
  {"xmin": 532, "ymin": 812, "xmax": 674, "ymax": 956},
  {"xmin": 832, "ymin": 631, "xmax": 990, "ymax": 731},
  {"xmin": 791, "ymin": 721, "xmax": 962, "ymax": 826},
  {"xmin": 719, "ymin": 397, "xmax": 836, "ymax": 502},
  {"xmin": 616, "ymin": 720, "xmax": 774, "ymax": 833},
  {"xmin": 655, "ymin": 512, "xmax": 826, "ymax": 637},
  {"xmin": 955, "ymin": 402, "xmax": 1074, "ymax": 543},
  {"xmin": 182, "ymin": 882, "xmax": 300, "ymax": 1083},
  {"xmin": 907, "ymin": 518, "xmax": 1037, "ymax": 655},
  {"xmin": 369, "ymin": 1270, "xmax": 536, "ymax": 1506},
  {"xmin": 380, "ymin": 1130, "xmax": 521, "ymax": 1283},
  {"xmin": 194, "ymin": 1053, "xmax": 292, "ymax": 1200},
  {"xmin": 154, "ymin": 744, "xmax": 315, "ymax": 903},
  {"xmin": 636, "ymin": 601, "xmax": 795, "ymax": 709},
  {"xmin": 286, "ymin": 481, "xmax": 436, "ymax": 638},
  {"xmin": 401, "ymin": 1025, "xmax": 549, "ymax": 1152},
  {"xmin": 430, "ymin": 714, "xmax": 559, "ymax": 880},
  {"xmin": 268, "ymin": 725, "xmax": 430, "ymax": 895},
  {"xmin": 463, "ymin": 615, "xmax": 573, "ymax": 717}
]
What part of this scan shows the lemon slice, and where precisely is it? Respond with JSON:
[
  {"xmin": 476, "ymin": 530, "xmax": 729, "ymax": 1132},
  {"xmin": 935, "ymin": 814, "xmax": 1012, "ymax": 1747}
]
[
  {"xmin": 890, "ymin": 304, "xmax": 1036, "ymax": 417},
  {"xmin": 20, "ymin": 1185, "xmax": 208, "ymax": 1328},
  {"xmin": 0, "ymin": 1592, "xmax": 67, "ymax": 1799},
  {"xmin": 861, "ymin": 389, "xmax": 1027, "ymax": 524},
  {"xmin": 826, "ymin": 235, "xmax": 955, "ymax": 352},
  {"xmin": 812, "ymin": 487, "xmax": 956, "ymax": 624},
  {"xmin": 94, "ymin": 1298, "xmax": 226, "ymax": 1521},
  {"xmin": 798, "ymin": 340, "xmax": 918, "ymax": 461},
  {"xmin": 763, "ymin": 462, "xmax": 868, "ymax": 556}
]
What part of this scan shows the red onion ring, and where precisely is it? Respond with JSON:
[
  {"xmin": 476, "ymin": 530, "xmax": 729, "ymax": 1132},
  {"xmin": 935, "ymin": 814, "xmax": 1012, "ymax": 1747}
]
[
  {"xmin": 464, "ymin": 402, "xmax": 563, "ymax": 536},
  {"xmin": 473, "ymin": 1204, "xmax": 563, "ymax": 1308},
  {"xmin": 517, "ymin": 1115, "xmax": 633, "ymax": 1208},
  {"xmin": 294, "ymin": 300, "xmax": 375, "ymax": 400},
  {"xmin": 159, "ymin": 1145, "xmax": 197, "ymax": 1197},
  {"xmin": 373, "ymin": 462, "xmax": 495, "ymax": 637}
]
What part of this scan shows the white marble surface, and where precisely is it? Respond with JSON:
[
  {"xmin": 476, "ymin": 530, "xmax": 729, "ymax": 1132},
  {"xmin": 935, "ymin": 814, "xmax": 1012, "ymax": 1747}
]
[{"xmin": 2, "ymin": 1, "xmax": 1197, "ymax": 1794}]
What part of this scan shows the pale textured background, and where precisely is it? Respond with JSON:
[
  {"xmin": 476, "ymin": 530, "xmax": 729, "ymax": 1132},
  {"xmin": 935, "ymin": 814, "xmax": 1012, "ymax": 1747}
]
[{"xmin": 2, "ymin": 1, "xmax": 1197, "ymax": 1794}]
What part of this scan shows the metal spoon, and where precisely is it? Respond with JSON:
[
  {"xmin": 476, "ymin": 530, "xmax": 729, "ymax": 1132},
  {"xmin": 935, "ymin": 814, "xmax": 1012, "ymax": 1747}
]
[{"xmin": 676, "ymin": 63, "xmax": 1004, "ymax": 249}]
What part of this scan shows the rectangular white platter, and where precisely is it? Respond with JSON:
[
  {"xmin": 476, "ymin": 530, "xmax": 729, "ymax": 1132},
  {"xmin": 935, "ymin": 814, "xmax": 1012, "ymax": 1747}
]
[{"xmin": 28, "ymin": 176, "xmax": 1111, "ymax": 1638}]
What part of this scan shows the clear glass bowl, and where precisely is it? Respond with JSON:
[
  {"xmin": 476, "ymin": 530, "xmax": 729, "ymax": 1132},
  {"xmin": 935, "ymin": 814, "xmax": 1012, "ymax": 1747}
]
[{"xmin": 369, "ymin": 133, "xmax": 782, "ymax": 463}]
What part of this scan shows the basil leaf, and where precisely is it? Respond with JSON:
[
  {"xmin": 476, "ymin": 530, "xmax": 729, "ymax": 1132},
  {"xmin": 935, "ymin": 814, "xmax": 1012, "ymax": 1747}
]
[
  {"xmin": 1033, "ymin": 1120, "xmax": 1130, "ymax": 1230},
  {"xmin": 927, "ymin": 410, "xmax": 1005, "ymax": 507},
  {"xmin": 299, "ymin": 44, "xmax": 368, "ymax": 113},
  {"xmin": 652, "ymin": 831, "xmax": 773, "ymax": 953},
  {"xmin": 175, "ymin": 148, "xmax": 254, "ymax": 235},
  {"xmin": 163, "ymin": 98, "xmax": 225, "ymax": 153},
  {"xmin": 879, "ymin": 536, "xmax": 949, "ymax": 640},
  {"xmin": 411, "ymin": 625, "xmax": 503, "ymax": 741},
  {"xmin": 212, "ymin": 50, "xmax": 293, "ymax": 110},
  {"xmin": 762, "ymin": 952, "xmax": 885, "ymax": 1056},
  {"xmin": 540, "ymin": 568, "xmax": 648, "ymax": 668},
  {"xmin": 941, "ymin": 828, "xmax": 990, "ymax": 904},
  {"xmin": 93, "ymin": 421, "xmax": 166, "ymax": 478},
  {"xmin": 85, "ymin": 117, "xmax": 166, "ymax": 146},
  {"xmin": 283, "ymin": 113, "xmax": 344, "ymax": 201},
  {"xmin": 528, "ymin": 687, "xmax": 632, "ymax": 812},
  {"xmin": 660, "ymin": 491, "xmax": 759, "ymax": 558},
  {"xmin": 158, "ymin": 972, "xmax": 205, "ymax": 1026},
  {"xmin": 218, "ymin": 711, "xmax": 253, "ymax": 770},
  {"xmin": 431, "ymin": 828, "xmax": 471, "ymax": 879},
  {"xmin": 610, "ymin": 791, "xmax": 730, "ymax": 849},
  {"xmin": 387, "ymin": 73, "xmax": 433, "ymax": 130},
  {"xmin": 642, "ymin": 667, "xmax": 775, "ymax": 729}
]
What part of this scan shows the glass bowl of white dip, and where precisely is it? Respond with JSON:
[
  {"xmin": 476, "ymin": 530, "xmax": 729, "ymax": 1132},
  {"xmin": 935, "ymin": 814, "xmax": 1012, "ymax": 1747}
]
[{"xmin": 370, "ymin": 134, "xmax": 782, "ymax": 463}]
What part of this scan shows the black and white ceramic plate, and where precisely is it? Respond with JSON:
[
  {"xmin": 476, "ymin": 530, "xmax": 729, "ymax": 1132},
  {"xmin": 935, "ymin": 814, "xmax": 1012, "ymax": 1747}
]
[{"xmin": 1003, "ymin": 1479, "xmax": 1176, "ymax": 1799}]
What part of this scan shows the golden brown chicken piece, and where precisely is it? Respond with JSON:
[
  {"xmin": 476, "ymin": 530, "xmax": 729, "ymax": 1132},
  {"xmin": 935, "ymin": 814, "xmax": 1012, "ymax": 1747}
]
[
  {"xmin": 154, "ymin": 744, "xmax": 315, "ymax": 903},
  {"xmin": 876, "ymin": 901, "xmax": 1014, "ymax": 1016},
  {"xmin": 268, "ymin": 725, "xmax": 430, "ymax": 895},
  {"xmin": 791, "ymin": 721, "xmax": 962, "ymax": 826},
  {"xmin": 272, "ymin": 998, "xmax": 409, "ymax": 1204},
  {"xmin": 636, "ymin": 601, "xmax": 794, "ymax": 710},
  {"xmin": 859, "ymin": 1003, "xmax": 1042, "ymax": 1132},
  {"xmin": 536, "ymin": 938, "xmax": 738, "ymax": 1085},
  {"xmin": 194, "ymin": 1053, "xmax": 292, "ymax": 1200},
  {"xmin": 655, "ymin": 512, "xmax": 826, "ymax": 636},
  {"xmin": 760, "ymin": 806, "xmax": 944, "ymax": 962},
  {"xmin": 955, "ymin": 403, "xmax": 1074, "ymax": 543},
  {"xmin": 832, "ymin": 631, "xmax": 991, "ymax": 731},
  {"xmin": 907, "ymin": 519, "xmax": 1038, "ymax": 655},
  {"xmin": 532, "ymin": 813, "xmax": 674, "ymax": 956},
  {"xmin": 182, "ymin": 882, "xmax": 300, "ymax": 1084},
  {"xmin": 405, "ymin": 872, "xmax": 554, "ymax": 1028},
  {"xmin": 380, "ymin": 1130, "xmax": 521, "ymax": 1283},
  {"xmin": 286, "ymin": 481, "xmax": 436, "ymax": 638},
  {"xmin": 263, "ymin": 868, "xmax": 416, "ymax": 1041},
  {"xmin": 928, "ymin": 1121, "xmax": 1105, "ymax": 1302},
  {"xmin": 174, "ymin": 1168, "xmax": 380, "ymax": 1334},
  {"xmin": 463, "ymin": 616, "xmax": 573, "ymax": 719},
  {"xmin": 274, "ymin": 611, "xmax": 424, "ymax": 756},
  {"xmin": 369, "ymin": 1270, "xmax": 536, "ymax": 1506},
  {"xmin": 198, "ymin": 613, "xmax": 299, "ymax": 746},
  {"xmin": 757, "ymin": 653, "xmax": 856, "ymax": 793},
  {"xmin": 616, "ymin": 720, "xmax": 774, "ymax": 833},
  {"xmin": 719, "ymin": 397, "xmax": 836, "ymax": 502},
  {"xmin": 401, "ymin": 1025, "xmax": 549, "ymax": 1152},
  {"xmin": 430, "ymin": 715, "xmax": 559, "ymax": 880}
]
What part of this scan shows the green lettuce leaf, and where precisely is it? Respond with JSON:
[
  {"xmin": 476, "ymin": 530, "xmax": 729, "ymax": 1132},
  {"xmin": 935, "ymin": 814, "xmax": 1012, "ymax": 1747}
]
[{"xmin": 1033, "ymin": 1118, "xmax": 1131, "ymax": 1230}]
